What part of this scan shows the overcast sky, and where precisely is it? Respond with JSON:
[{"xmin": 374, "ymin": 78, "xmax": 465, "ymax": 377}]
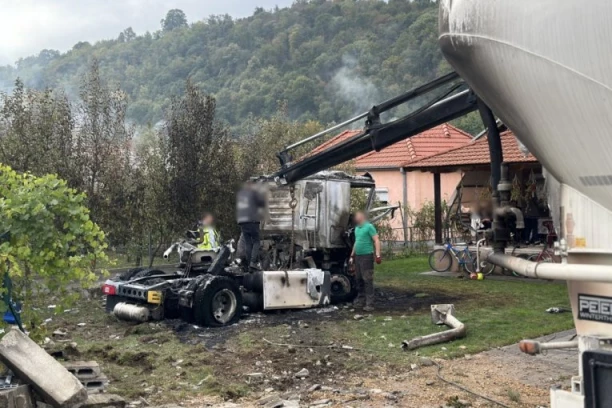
[{"xmin": 0, "ymin": 0, "xmax": 294, "ymax": 65}]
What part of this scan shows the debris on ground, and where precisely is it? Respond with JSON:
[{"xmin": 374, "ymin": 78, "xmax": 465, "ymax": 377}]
[
  {"xmin": 0, "ymin": 385, "xmax": 34, "ymax": 408},
  {"xmin": 0, "ymin": 329, "xmax": 87, "ymax": 407},
  {"xmin": 402, "ymin": 304, "xmax": 466, "ymax": 350},
  {"xmin": 62, "ymin": 361, "xmax": 109, "ymax": 393},
  {"xmin": 80, "ymin": 393, "xmax": 126, "ymax": 408},
  {"xmin": 294, "ymin": 368, "xmax": 309, "ymax": 378}
]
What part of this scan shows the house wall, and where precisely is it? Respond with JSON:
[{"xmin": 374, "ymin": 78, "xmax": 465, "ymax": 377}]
[{"xmin": 361, "ymin": 168, "xmax": 463, "ymax": 241}]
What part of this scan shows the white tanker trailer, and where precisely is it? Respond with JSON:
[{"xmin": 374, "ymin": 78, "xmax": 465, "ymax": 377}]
[{"xmin": 440, "ymin": 1, "xmax": 612, "ymax": 406}]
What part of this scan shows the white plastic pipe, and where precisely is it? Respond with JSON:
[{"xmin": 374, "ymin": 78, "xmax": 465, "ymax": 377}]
[
  {"xmin": 487, "ymin": 253, "xmax": 612, "ymax": 282},
  {"xmin": 402, "ymin": 308, "xmax": 466, "ymax": 350},
  {"xmin": 519, "ymin": 339, "xmax": 578, "ymax": 355}
]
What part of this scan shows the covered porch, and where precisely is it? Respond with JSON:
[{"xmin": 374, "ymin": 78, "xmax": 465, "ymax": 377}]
[{"xmin": 404, "ymin": 131, "xmax": 543, "ymax": 245}]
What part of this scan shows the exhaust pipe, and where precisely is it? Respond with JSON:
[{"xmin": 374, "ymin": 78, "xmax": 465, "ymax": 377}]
[{"xmin": 113, "ymin": 302, "xmax": 150, "ymax": 322}]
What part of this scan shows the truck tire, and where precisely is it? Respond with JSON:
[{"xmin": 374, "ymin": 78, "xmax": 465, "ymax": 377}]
[
  {"xmin": 116, "ymin": 267, "xmax": 145, "ymax": 281},
  {"xmin": 193, "ymin": 276, "xmax": 243, "ymax": 327},
  {"xmin": 133, "ymin": 269, "xmax": 166, "ymax": 280},
  {"xmin": 330, "ymin": 273, "xmax": 358, "ymax": 304}
]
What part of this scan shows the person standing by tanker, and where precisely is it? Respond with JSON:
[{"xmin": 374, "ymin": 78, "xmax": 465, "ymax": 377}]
[
  {"xmin": 349, "ymin": 211, "xmax": 381, "ymax": 312},
  {"xmin": 236, "ymin": 181, "xmax": 266, "ymax": 271}
]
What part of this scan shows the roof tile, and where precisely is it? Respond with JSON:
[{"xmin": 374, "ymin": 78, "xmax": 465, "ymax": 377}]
[
  {"xmin": 405, "ymin": 130, "xmax": 537, "ymax": 169},
  {"xmin": 309, "ymin": 124, "xmax": 472, "ymax": 169}
]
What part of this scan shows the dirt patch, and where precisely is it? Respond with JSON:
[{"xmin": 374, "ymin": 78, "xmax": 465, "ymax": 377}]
[
  {"xmin": 165, "ymin": 286, "xmax": 461, "ymax": 347},
  {"xmin": 373, "ymin": 287, "xmax": 461, "ymax": 312}
]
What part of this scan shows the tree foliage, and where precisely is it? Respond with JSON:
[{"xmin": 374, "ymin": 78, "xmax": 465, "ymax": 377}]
[
  {"xmin": 0, "ymin": 63, "xmax": 317, "ymax": 264},
  {"xmin": 0, "ymin": 1, "xmax": 462, "ymax": 132},
  {"xmin": 160, "ymin": 80, "xmax": 241, "ymax": 237},
  {"xmin": 0, "ymin": 164, "xmax": 108, "ymax": 330},
  {"xmin": 161, "ymin": 9, "xmax": 188, "ymax": 32}
]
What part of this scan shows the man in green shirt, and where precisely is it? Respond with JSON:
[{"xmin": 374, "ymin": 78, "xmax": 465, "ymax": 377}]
[{"xmin": 350, "ymin": 211, "xmax": 381, "ymax": 311}]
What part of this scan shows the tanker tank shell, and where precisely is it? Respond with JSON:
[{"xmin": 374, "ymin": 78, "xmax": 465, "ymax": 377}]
[{"xmin": 439, "ymin": 0, "xmax": 612, "ymax": 252}]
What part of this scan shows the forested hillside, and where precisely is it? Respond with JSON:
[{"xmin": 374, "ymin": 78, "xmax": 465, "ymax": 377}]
[{"xmin": 0, "ymin": 0, "xmax": 452, "ymax": 128}]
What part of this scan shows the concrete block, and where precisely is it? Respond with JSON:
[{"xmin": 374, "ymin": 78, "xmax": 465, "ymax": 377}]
[
  {"xmin": 0, "ymin": 329, "xmax": 87, "ymax": 407},
  {"xmin": 62, "ymin": 362, "xmax": 101, "ymax": 380},
  {"xmin": 81, "ymin": 376, "xmax": 108, "ymax": 393},
  {"xmin": 0, "ymin": 385, "xmax": 34, "ymax": 408},
  {"xmin": 77, "ymin": 394, "xmax": 125, "ymax": 408}
]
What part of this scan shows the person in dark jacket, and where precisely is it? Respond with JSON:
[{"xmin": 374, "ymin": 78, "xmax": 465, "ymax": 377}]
[{"xmin": 236, "ymin": 181, "xmax": 266, "ymax": 271}]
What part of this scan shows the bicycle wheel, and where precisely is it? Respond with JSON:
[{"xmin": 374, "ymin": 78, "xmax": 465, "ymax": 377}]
[
  {"xmin": 513, "ymin": 253, "xmax": 531, "ymax": 277},
  {"xmin": 528, "ymin": 251, "xmax": 553, "ymax": 263},
  {"xmin": 429, "ymin": 249, "xmax": 452, "ymax": 272},
  {"xmin": 470, "ymin": 251, "xmax": 495, "ymax": 275}
]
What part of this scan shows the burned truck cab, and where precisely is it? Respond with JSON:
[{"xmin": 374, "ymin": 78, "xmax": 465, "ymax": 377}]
[{"xmin": 258, "ymin": 171, "xmax": 383, "ymax": 304}]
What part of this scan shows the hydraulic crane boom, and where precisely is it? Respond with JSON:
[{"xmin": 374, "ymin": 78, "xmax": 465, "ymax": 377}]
[{"xmin": 273, "ymin": 73, "xmax": 479, "ymax": 184}]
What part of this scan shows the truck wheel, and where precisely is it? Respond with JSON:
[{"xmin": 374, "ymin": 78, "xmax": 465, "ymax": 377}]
[
  {"xmin": 116, "ymin": 267, "xmax": 145, "ymax": 281},
  {"xmin": 193, "ymin": 276, "xmax": 243, "ymax": 327},
  {"xmin": 330, "ymin": 274, "xmax": 358, "ymax": 304},
  {"xmin": 133, "ymin": 269, "xmax": 166, "ymax": 280}
]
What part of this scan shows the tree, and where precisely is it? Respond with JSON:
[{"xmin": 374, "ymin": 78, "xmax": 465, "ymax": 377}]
[
  {"xmin": 75, "ymin": 60, "xmax": 135, "ymax": 247},
  {"xmin": 0, "ymin": 80, "xmax": 75, "ymax": 183},
  {"xmin": 161, "ymin": 9, "xmax": 188, "ymax": 32},
  {"xmin": 237, "ymin": 104, "xmax": 323, "ymax": 179},
  {"xmin": 123, "ymin": 27, "xmax": 137, "ymax": 42},
  {"xmin": 160, "ymin": 80, "xmax": 240, "ymax": 237},
  {"xmin": 0, "ymin": 164, "xmax": 108, "ymax": 334}
]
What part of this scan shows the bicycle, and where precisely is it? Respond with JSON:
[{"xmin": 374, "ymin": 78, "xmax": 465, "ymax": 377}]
[
  {"xmin": 429, "ymin": 239, "xmax": 495, "ymax": 274},
  {"xmin": 505, "ymin": 221, "xmax": 558, "ymax": 277}
]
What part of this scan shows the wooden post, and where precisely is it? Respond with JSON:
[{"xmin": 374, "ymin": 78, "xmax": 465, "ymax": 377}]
[{"xmin": 434, "ymin": 172, "xmax": 442, "ymax": 245}]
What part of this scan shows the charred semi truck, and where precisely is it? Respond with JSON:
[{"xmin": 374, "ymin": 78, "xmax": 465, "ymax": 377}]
[{"xmin": 103, "ymin": 171, "xmax": 395, "ymax": 326}]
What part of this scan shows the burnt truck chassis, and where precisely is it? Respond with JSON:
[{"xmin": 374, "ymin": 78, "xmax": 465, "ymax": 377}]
[
  {"xmin": 103, "ymin": 241, "xmax": 332, "ymax": 327},
  {"xmin": 257, "ymin": 171, "xmax": 397, "ymax": 305}
]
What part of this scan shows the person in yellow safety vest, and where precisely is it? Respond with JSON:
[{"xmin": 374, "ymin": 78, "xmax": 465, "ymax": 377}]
[{"xmin": 197, "ymin": 213, "xmax": 221, "ymax": 251}]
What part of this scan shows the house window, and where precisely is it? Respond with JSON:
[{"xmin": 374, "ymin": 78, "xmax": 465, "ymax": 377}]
[{"xmin": 375, "ymin": 188, "xmax": 389, "ymax": 205}]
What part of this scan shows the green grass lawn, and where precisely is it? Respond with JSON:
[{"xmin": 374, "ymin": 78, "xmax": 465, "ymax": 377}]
[{"xmin": 335, "ymin": 255, "xmax": 574, "ymax": 361}]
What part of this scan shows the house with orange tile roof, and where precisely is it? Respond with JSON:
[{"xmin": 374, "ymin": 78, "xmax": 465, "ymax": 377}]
[
  {"xmin": 406, "ymin": 130, "xmax": 543, "ymax": 244},
  {"xmin": 312, "ymin": 124, "xmax": 473, "ymax": 241}
]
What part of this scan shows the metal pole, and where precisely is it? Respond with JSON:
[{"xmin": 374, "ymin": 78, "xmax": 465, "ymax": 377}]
[
  {"xmin": 434, "ymin": 173, "xmax": 443, "ymax": 245},
  {"xmin": 401, "ymin": 168, "xmax": 408, "ymax": 246},
  {"xmin": 282, "ymin": 112, "xmax": 368, "ymax": 152}
]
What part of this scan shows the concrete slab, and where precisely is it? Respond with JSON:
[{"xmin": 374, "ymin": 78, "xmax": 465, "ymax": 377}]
[{"xmin": 0, "ymin": 330, "xmax": 87, "ymax": 407}]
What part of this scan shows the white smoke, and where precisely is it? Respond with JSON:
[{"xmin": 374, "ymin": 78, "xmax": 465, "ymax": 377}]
[{"xmin": 330, "ymin": 55, "xmax": 380, "ymax": 116}]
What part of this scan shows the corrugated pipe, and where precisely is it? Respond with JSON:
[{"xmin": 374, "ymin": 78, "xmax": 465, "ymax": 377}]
[{"xmin": 487, "ymin": 253, "xmax": 612, "ymax": 283}]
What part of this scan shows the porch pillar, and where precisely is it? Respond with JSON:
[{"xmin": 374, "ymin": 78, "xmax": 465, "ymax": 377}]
[{"xmin": 434, "ymin": 172, "xmax": 442, "ymax": 244}]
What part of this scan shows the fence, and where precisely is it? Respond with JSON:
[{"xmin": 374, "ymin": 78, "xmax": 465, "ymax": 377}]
[{"xmin": 380, "ymin": 226, "xmax": 469, "ymax": 257}]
